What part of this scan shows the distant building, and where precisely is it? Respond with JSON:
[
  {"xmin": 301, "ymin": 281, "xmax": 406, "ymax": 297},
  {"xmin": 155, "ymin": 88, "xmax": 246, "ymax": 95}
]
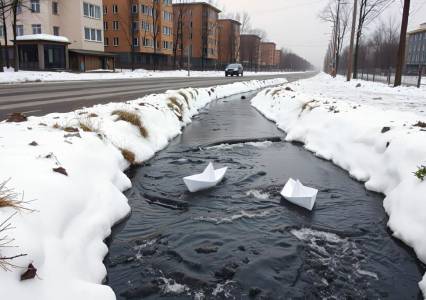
[
  {"xmin": 406, "ymin": 23, "xmax": 426, "ymax": 73},
  {"xmin": 217, "ymin": 19, "xmax": 241, "ymax": 66},
  {"xmin": 260, "ymin": 42, "xmax": 276, "ymax": 69},
  {"xmin": 240, "ymin": 34, "xmax": 261, "ymax": 71},
  {"xmin": 103, "ymin": 0, "xmax": 174, "ymax": 69},
  {"xmin": 274, "ymin": 49, "xmax": 282, "ymax": 68},
  {"xmin": 0, "ymin": 0, "xmax": 114, "ymax": 71},
  {"xmin": 173, "ymin": 1, "xmax": 220, "ymax": 70}
]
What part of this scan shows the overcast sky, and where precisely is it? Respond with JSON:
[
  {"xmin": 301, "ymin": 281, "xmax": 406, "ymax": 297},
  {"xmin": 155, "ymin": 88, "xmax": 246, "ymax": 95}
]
[{"xmin": 215, "ymin": 0, "xmax": 426, "ymax": 68}]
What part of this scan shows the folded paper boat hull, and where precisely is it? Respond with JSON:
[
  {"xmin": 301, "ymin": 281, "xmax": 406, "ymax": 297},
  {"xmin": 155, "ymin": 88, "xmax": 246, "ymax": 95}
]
[
  {"xmin": 183, "ymin": 166, "xmax": 227, "ymax": 192},
  {"xmin": 281, "ymin": 178, "xmax": 318, "ymax": 211}
]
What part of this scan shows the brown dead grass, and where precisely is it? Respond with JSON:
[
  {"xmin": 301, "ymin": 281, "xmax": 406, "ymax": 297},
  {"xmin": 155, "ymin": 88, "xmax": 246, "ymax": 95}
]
[
  {"xmin": 178, "ymin": 91, "xmax": 190, "ymax": 106},
  {"xmin": 120, "ymin": 148, "xmax": 136, "ymax": 165},
  {"xmin": 167, "ymin": 97, "xmax": 184, "ymax": 121},
  {"xmin": 0, "ymin": 180, "xmax": 30, "ymax": 271},
  {"xmin": 111, "ymin": 110, "xmax": 148, "ymax": 138}
]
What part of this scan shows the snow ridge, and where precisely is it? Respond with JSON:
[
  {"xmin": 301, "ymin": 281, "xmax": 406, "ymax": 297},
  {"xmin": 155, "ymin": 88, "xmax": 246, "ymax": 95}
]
[
  {"xmin": 251, "ymin": 73, "xmax": 426, "ymax": 298},
  {"xmin": 0, "ymin": 77, "xmax": 286, "ymax": 300}
]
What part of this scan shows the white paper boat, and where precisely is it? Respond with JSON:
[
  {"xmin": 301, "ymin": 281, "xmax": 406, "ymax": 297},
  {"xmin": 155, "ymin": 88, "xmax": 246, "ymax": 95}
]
[
  {"xmin": 280, "ymin": 178, "xmax": 318, "ymax": 211},
  {"xmin": 183, "ymin": 162, "xmax": 228, "ymax": 192}
]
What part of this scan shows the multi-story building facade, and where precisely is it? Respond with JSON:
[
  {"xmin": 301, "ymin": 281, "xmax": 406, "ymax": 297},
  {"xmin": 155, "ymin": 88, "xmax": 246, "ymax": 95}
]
[
  {"xmin": 240, "ymin": 34, "xmax": 261, "ymax": 71},
  {"xmin": 173, "ymin": 1, "xmax": 220, "ymax": 70},
  {"xmin": 260, "ymin": 42, "xmax": 276, "ymax": 69},
  {"xmin": 103, "ymin": 0, "xmax": 174, "ymax": 69},
  {"xmin": 217, "ymin": 19, "xmax": 240, "ymax": 67},
  {"xmin": 0, "ymin": 0, "xmax": 112, "ymax": 71},
  {"xmin": 406, "ymin": 23, "xmax": 426, "ymax": 73}
]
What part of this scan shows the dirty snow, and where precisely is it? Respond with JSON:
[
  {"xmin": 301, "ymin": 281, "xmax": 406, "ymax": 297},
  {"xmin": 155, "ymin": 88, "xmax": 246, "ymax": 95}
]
[
  {"xmin": 0, "ymin": 69, "xmax": 304, "ymax": 84},
  {"xmin": 0, "ymin": 77, "xmax": 287, "ymax": 300},
  {"xmin": 252, "ymin": 73, "xmax": 426, "ymax": 297}
]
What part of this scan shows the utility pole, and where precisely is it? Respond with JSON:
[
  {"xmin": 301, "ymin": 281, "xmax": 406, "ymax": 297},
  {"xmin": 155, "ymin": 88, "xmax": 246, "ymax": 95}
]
[
  {"xmin": 346, "ymin": 0, "xmax": 357, "ymax": 81},
  {"xmin": 394, "ymin": 0, "xmax": 410, "ymax": 87}
]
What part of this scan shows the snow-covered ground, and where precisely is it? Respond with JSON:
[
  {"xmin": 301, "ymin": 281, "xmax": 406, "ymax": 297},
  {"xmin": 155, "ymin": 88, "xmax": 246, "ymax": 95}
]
[
  {"xmin": 0, "ymin": 78, "xmax": 287, "ymax": 300},
  {"xmin": 251, "ymin": 73, "xmax": 426, "ymax": 297},
  {"xmin": 0, "ymin": 68, "xmax": 301, "ymax": 84}
]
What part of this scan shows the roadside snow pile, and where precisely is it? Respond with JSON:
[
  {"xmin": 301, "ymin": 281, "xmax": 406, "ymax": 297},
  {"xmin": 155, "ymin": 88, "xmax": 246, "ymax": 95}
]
[
  {"xmin": 0, "ymin": 77, "xmax": 286, "ymax": 300},
  {"xmin": 251, "ymin": 73, "xmax": 426, "ymax": 297},
  {"xmin": 0, "ymin": 69, "xmax": 301, "ymax": 84}
]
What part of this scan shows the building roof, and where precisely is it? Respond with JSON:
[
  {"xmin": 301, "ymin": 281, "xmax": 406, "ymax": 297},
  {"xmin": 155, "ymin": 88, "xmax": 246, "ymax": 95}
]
[
  {"xmin": 16, "ymin": 34, "xmax": 70, "ymax": 43},
  {"xmin": 240, "ymin": 34, "xmax": 261, "ymax": 40},
  {"xmin": 408, "ymin": 23, "xmax": 426, "ymax": 35},
  {"xmin": 173, "ymin": 1, "xmax": 221, "ymax": 13},
  {"xmin": 261, "ymin": 42, "xmax": 276, "ymax": 45},
  {"xmin": 218, "ymin": 19, "xmax": 242, "ymax": 26}
]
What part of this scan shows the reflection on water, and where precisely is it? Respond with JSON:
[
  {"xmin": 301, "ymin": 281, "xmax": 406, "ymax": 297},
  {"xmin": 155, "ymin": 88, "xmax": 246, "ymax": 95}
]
[{"xmin": 105, "ymin": 93, "xmax": 424, "ymax": 300}]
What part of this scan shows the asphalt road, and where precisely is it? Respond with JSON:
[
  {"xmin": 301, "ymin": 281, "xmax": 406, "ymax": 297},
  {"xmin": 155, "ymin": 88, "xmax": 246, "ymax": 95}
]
[{"xmin": 0, "ymin": 72, "xmax": 315, "ymax": 120}]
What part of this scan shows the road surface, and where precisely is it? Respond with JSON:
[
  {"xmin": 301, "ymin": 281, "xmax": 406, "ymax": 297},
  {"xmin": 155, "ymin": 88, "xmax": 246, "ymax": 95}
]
[{"xmin": 0, "ymin": 73, "xmax": 314, "ymax": 120}]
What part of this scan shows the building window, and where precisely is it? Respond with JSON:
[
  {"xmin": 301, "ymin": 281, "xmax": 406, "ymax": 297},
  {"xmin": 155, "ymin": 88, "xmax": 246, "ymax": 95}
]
[
  {"xmin": 32, "ymin": 24, "xmax": 41, "ymax": 34},
  {"xmin": 163, "ymin": 11, "xmax": 172, "ymax": 21},
  {"xmin": 103, "ymin": 5, "xmax": 107, "ymax": 15},
  {"xmin": 112, "ymin": 4, "xmax": 118, "ymax": 14},
  {"xmin": 83, "ymin": 2, "xmax": 101, "ymax": 19},
  {"xmin": 104, "ymin": 21, "xmax": 108, "ymax": 30},
  {"xmin": 143, "ymin": 38, "xmax": 153, "ymax": 47},
  {"xmin": 113, "ymin": 37, "xmax": 119, "ymax": 46},
  {"xmin": 52, "ymin": 2, "xmax": 58, "ymax": 14},
  {"xmin": 31, "ymin": 0, "xmax": 40, "ymax": 13},
  {"xmin": 132, "ymin": 21, "xmax": 138, "ymax": 31},
  {"xmin": 53, "ymin": 26, "xmax": 60, "ymax": 36},
  {"xmin": 104, "ymin": 37, "xmax": 109, "ymax": 46},
  {"xmin": 16, "ymin": 25, "xmax": 24, "ymax": 36},
  {"xmin": 84, "ymin": 27, "xmax": 102, "ymax": 42},
  {"xmin": 132, "ymin": 4, "xmax": 138, "ymax": 14},
  {"xmin": 133, "ymin": 37, "xmax": 139, "ymax": 47},
  {"xmin": 113, "ymin": 21, "xmax": 119, "ymax": 30}
]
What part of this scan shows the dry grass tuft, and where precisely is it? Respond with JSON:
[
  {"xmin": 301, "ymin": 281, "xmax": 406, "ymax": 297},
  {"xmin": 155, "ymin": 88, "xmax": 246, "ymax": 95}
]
[
  {"xmin": 52, "ymin": 123, "xmax": 61, "ymax": 129},
  {"xmin": 120, "ymin": 148, "xmax": 136, "ymax": 165},
  {"xmin": 111, "ymin": 110, "xmax": 148, "ymax": 138},
  {"xmin": 0, "ymin": 180, "xmax": 29, "ymax": 211},
  {"xmin": 178, "ymin": 91, "xmax": 190, "ymax": 106},
  {"xmin": 167, "ymin": 97, "xmax": 184, "ymax": 121},
  {"xmin": 0, "ymin": 180, "xmax": 30, "ymax": 271},
  {"xmin": 78, "ymin": 117, "xmax": 100, "ymax": 133}
]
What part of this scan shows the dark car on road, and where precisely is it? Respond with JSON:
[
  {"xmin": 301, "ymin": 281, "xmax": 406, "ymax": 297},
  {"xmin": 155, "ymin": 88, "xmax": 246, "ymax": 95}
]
[{"xmin": 225, "ymin": 64, "xmax": 244, "ymax": 77}]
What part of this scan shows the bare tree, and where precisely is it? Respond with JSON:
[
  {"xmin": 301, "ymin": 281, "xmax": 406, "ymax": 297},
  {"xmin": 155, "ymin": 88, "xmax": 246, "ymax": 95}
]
[
  {"xmin": 150, "ymin": 0, "xmax": 161, "ymax": 71},
  {"xmin": 250, "ymin": 28, "xmax": 267, "ymax": 41},
  {"xmin": 320, "ymin": 0, "xmax": 351, "ymax": 76},
  {"xmin": 353, "ymin": 0, "xmax": 392, "ymax": 78},
  {"xmin": 237, "ymin": 12, "xmax": 251, "ymax": 34},
  {"xmin": 0, "ymin": 0, "xmax": 13, "ymax": 70},
  {"xmin": 394, "ymin": 0, "xmax": 410, "ymax": 87}
]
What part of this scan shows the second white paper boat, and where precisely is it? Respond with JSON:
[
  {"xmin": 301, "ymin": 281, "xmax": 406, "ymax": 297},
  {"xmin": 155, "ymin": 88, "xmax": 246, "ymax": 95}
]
[
  {"xmin": 280, "ymin": 178, "xmax": 318, "ymax": 211},
  {"xmin": 183, "ymin": 162, "xmax": 228, "ymax": 192}
]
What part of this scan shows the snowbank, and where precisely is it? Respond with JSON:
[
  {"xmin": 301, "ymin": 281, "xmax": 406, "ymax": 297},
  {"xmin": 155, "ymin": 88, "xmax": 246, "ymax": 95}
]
[
  {"xmin": 0, "ymin": 69, "xmax": 303, "ymax": 84},
  {"xmin": 0, "ymin": 77, "xmax": 287, "ymax": 300},
  {"xmin": 251, "ymin": 73, "xmax": 426, "ymax": 297}
]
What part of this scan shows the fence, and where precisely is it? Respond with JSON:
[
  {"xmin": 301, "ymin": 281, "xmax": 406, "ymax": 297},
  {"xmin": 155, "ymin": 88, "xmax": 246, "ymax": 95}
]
[{"xmin": 355, "ymin": 66, "xmax": 425, "ymax": 88}]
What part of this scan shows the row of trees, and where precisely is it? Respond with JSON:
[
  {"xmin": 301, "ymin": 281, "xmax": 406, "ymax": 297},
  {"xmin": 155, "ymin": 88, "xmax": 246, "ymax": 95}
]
[{"xmin": 321, "ymin": 0, "xmax": 411, "ymax": 86}]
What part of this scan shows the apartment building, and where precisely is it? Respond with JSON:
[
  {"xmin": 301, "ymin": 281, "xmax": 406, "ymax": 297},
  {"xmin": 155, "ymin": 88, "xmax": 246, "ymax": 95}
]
[
  {"xmin": 240, "ymin": 34, "xmax": 261, "ymax": 71},
  {"xmin": 173, "ymin": 1, "xmax": 220, "ymax": 70},
  {"xmin": 0, "ymin": 0, "xmax": 113, "ymax": 71},
  {"xmin": 103, "ymin": 0, "xmax": 174, "ymax": 69},
  {"xmin": 406, "ymin": 23, "xmax": 426, "ymax": 73},
  {"xmin": 260, "ymin": 42, "xmax": 276, "ymax": 68},
  {"xmin": 217, "ymin": 19, "xmax": 241, "ymax": 67}
]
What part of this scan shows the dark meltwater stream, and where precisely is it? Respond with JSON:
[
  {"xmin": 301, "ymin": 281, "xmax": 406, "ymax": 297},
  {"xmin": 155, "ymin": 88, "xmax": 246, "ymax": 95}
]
[{"xmin": 105, "ymin": 92, "xmax": 424, "ymax": 300}]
